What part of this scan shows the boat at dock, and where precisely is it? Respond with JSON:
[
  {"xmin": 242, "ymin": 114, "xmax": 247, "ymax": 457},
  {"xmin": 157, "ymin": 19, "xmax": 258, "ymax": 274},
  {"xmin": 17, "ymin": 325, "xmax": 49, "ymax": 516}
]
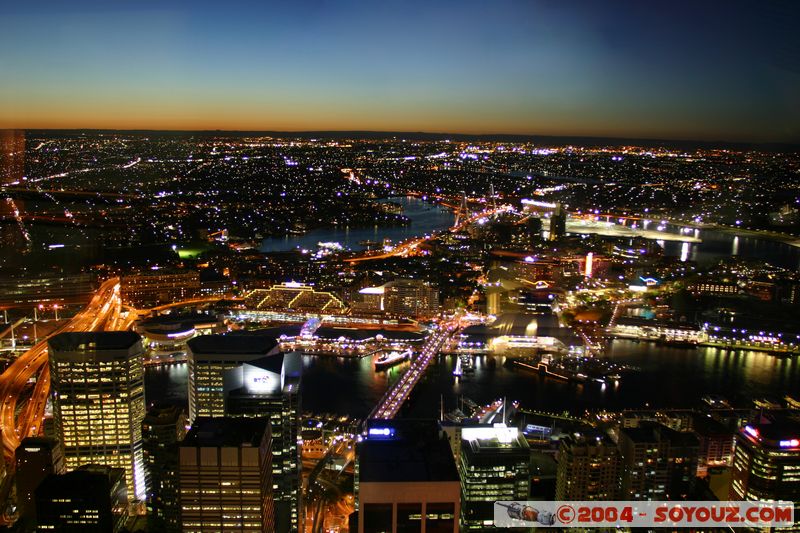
[{"xmin": 375, "ymin": 349, "xmax": 411, "ymax": 370}]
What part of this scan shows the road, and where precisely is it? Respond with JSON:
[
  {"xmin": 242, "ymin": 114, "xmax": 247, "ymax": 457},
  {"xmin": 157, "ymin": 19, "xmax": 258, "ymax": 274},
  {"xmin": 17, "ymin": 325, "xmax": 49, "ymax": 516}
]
[
  {"xmin": 368, "ymin": 317, "xmax": 461, "ymax": 420},
  {"xmin": 0, "ymin": 278, "xmax": 123, "ymax": 464}
]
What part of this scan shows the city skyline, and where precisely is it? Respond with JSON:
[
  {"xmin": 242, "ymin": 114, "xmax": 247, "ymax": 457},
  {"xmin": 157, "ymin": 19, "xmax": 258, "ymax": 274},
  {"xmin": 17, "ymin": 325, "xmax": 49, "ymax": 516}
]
[{"xmin": 2, "ymin": 1, "xmax": 799, "ymax": 143}]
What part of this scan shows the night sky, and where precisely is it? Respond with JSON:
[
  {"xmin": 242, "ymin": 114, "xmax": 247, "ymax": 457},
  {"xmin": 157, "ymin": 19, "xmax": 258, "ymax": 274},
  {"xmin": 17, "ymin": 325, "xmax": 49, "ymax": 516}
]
[{"xmin": 1, "ymin": 0, "xmax": 798, "ymax": 142}]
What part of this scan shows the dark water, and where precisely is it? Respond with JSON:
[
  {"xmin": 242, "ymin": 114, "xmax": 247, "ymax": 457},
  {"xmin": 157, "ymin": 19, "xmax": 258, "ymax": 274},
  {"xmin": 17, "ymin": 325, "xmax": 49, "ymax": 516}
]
[
  {"xmin": 147, "ymin": 206, "xmax": 800, "ymax": 416},
  {"xmin": 145, "ymin": 341, "xmax": 800, "ymax": 417},
  {"xmin": 260, "ymin": 196, "xmax": 455, "ymax": 252}
]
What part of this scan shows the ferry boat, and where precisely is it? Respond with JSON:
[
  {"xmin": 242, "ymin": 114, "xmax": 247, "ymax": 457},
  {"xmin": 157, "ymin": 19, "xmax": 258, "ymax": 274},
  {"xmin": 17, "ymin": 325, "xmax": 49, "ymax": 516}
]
[{"xmin": 374, "ymin": 349, "xmax": 410, "ymax": 370}]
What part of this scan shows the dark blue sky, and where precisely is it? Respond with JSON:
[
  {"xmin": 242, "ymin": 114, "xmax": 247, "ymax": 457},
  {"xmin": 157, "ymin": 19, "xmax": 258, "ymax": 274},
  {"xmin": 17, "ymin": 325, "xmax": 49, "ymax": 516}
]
[{"xmin": 1, "ymin": 0, "xmax": 798, "ymax": 142}]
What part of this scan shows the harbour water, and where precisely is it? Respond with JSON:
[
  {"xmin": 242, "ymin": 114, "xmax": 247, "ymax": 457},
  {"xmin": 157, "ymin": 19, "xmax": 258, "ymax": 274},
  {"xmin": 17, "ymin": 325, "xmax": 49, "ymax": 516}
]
[
  {"xmin": 146, "ymin": 341, "xmax": 800, "ymax": 418},
  {"xmin": 147, "ymin": 199, "xmax": 800, "ymax": 416}
]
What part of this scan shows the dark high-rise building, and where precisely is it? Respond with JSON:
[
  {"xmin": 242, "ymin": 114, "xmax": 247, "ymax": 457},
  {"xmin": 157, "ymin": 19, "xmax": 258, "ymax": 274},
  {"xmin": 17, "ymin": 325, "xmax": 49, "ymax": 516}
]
[
  {"xmin": 459, "ymin": 425, "xmax": 530, "ymax": 531},
  {"xmin": 186, "ymin": 334, "xmax": 280, "ymax": 422},
  {"xmin": 143, "ymin": 405, "xmax": 188, "ymax": 533},
  {"xmin": 34, "ymin": 465, "xmax": 127, "ymax": 533},
  {"xmin": 548, "ymin": 203, "xmax": 567, "ymax": 242},
  {"xmin": 354, "ymin": 420, "xmax": 460, "ymax": 533},
  {"xmin": 618, "ymin": 422, "xmax": 700, "ymax": 501},
  {"xmin": 15, "ymin": 437, "xmax": 65, "ymax": 526},
  {"xmin": 179, "ymin": 417, "xmax": 274, "ymax": 533},
  {"xmin": 556, "ymin": 432, "xmax": 620, "ymax": 500},
  {"xmin": 224, "ymin": 353, "xmax": 302, "ymax": 533},
  {"xmin": 48, "ymin": 331, "xmax": 147, "ymax": 501},
  {"xmin": 730, "ymin": 414, "xmax": 800, "ymax": 521}
]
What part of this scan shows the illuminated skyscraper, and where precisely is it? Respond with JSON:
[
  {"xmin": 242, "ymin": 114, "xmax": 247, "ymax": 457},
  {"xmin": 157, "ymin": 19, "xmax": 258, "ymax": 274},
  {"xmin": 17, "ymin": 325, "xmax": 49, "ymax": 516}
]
[
  {"xmin": 48, "ymin": 332, "xmax": 147, "ymax": 501},
  {"xmin": 730, "ymin": 414, "xmax": 800, "ymax": 518},
  {"xmin": 224, "ymin": 353, "xmax": 302, "ymax": 533},
  {"xmin": 186, "ymin": 333, "xmax": 280, "ymax": 422},
  {"xmin": 459, "ymin": 425, "xmax": 530, "ymax": 530}
]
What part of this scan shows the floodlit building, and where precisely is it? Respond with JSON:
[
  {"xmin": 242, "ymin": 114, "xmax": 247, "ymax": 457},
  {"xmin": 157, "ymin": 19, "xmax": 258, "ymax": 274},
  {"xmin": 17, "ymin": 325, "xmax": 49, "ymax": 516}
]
[
  {"xmin": 186, "ymin": 333, "xmax": 280, "ymax": 421},
  {"xmin": 459, "ymin": 425, "xmax": 531, "ymax": 530},
  {"xmin": 178, "ymin": 417, "xmax": 274, "ymax": 533},
  {"xmin": 48, "ymin": 331, "xmax": 147, "ymax": 501},
  {"xmin": 35, "ymin": 465, "xmax": 128, "ymax": 533},
  {"xmin": 243, "ymin": 282, "xmax": 346, "ymax": 314},
  {"xmin": 354, "ymin": 420, "xmax": 460, "ymax": 533},
  {"xmin": 224, "ymin": 353, "xmax": 302, "ymax": 533}
]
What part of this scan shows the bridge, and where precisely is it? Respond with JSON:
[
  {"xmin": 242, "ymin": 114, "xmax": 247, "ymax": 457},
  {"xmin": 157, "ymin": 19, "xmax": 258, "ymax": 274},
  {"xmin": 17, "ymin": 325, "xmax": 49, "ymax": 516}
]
[{"xmin": 368, "ymin": 317, "xmax": 462, "ymax": 420}]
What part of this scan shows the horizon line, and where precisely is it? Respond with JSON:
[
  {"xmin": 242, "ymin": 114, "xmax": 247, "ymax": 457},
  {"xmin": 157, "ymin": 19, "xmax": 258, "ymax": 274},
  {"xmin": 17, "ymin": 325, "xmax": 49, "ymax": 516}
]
[{"xmin": 3, "ymin": 127, "xmax": 799, "ymax": 150}]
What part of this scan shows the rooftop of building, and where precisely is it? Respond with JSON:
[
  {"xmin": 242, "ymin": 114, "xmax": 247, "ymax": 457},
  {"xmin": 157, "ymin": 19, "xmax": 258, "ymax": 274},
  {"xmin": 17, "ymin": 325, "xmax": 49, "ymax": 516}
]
[
  {"xmin": 741, "ymin": 412, "xmax": 800, "ymax": 448},
  {"xmin": 35, "ymin": 464, "xmax": 124, "ymax": 497},
  {"xmin": 619, "ymin": 422, "xmax": 700, "ymax": 448},
  {"xmin": 187, "ymin": 333, "xmax": 277, "ymax": 356},
  {"xmin": 182, "ymin": 417, "xmax": 269, "ymax": 448},
  {"xmin": 48, "ymin": 331, "xmax": 142, "ymax": 352},
  {"xmin": 359, "ymin": 420, "xmax": 459, "ymax": 484},
  {"xmin": 461, "ymin": 425, "xmax": 531, "ymax": 456},
  {"xmin": 17, "ymin": 436, "xmax": 60, "ymax": 453},
  {"xmin": 144, "ymin": 404, "xmax": 186, "ymax": 426}
]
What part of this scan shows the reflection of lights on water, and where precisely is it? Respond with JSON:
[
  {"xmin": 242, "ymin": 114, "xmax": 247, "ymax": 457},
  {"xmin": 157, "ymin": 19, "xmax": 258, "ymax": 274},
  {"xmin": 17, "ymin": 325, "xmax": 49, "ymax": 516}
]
[
  {"xmin": 680, "ymin": 242, "xmax": 689, "ymax": 262},
  {"xmin": 601, "ymin": 382, "xmax": 607, "ymax": 392},
  {"xmin": 732, "ymin": 235, "xmax": 739, "ymax": 256}
]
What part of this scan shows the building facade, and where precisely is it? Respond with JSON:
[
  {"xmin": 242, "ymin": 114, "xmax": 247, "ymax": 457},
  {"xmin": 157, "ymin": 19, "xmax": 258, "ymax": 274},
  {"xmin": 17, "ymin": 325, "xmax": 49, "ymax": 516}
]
[
  {"xmin": 224, "ymin": 353, "xmax": 302, "ymax": 533},
  {"xmin": 143, "ymin": 405, "xmax": 188, "ymax": 533},
  {"xmin": 730, "ymin": 414, "xmax": 800, "ymax": 519},
  {"xmin": 355, "ymin": 420, "xmax": 460, "ymax": 533},
  {"xmin": 556, "ymin": 433, "xmax": 620, "ymax": 500},
  {"xmin": 186, "ymin": 334, "xmax": 280, "ymax": 421},
  {"xmin": 618, "ymin": 423, "xmax": 699, "ymax": 501},
  {"xmin": 459, "ymin": 426, "xmax": 531, "ymax": 530},
  {"xmin": 178, "ymin": 418, "xmax": 274, "ymax": 533},
  {"xmin": 35, "ymin": 465, "xmax": 128, "ymax": 533},
  {"xmin": 48, "ymin": 331, "xmax": 147, "ymax": 500}
]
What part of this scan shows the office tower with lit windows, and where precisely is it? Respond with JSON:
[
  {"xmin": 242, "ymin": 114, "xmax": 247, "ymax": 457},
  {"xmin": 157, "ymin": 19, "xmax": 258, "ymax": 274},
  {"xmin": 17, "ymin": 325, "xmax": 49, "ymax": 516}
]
[
  {"xmin": 34, "ymin": 464, "xmax": 128, "ymax": 533},
  {"xmin": 15, "ymin": 437, "xmax": 65, "ymax": 526},
  {"xmin": 618, "ymin": 422, "xmax": 700, "ymax": 501},
  {"xmin": 143, "ymin": 404, "xmax": 188, "ymax": 533},
  {"xmin": 48, "ymin": 331, "xmax": 147, "ymax": 501},
  {"xmin": 556, "ymin": 432, "xmax": 620, "ymax": 500},
  {"xmin": 224, "ymin": 352, "xmax": 302, "ymax": 533},
  {"xmin": 186, "ymin": 333, "xmax": 280, "ymax": 422},
  {"xmin": 178, "ymin": 417, "xmax": 274, "ymax": 533},
  {"xmin": 730, "ymin": 413, "xmax": 800, "ymax": 523},
  {"xmin": 459, "ymin": 425, "xmax": 531, "ymax": 531},
  {"xmin": 354, "ymin": 420, "xmax": 461, "ymax": 533}
]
